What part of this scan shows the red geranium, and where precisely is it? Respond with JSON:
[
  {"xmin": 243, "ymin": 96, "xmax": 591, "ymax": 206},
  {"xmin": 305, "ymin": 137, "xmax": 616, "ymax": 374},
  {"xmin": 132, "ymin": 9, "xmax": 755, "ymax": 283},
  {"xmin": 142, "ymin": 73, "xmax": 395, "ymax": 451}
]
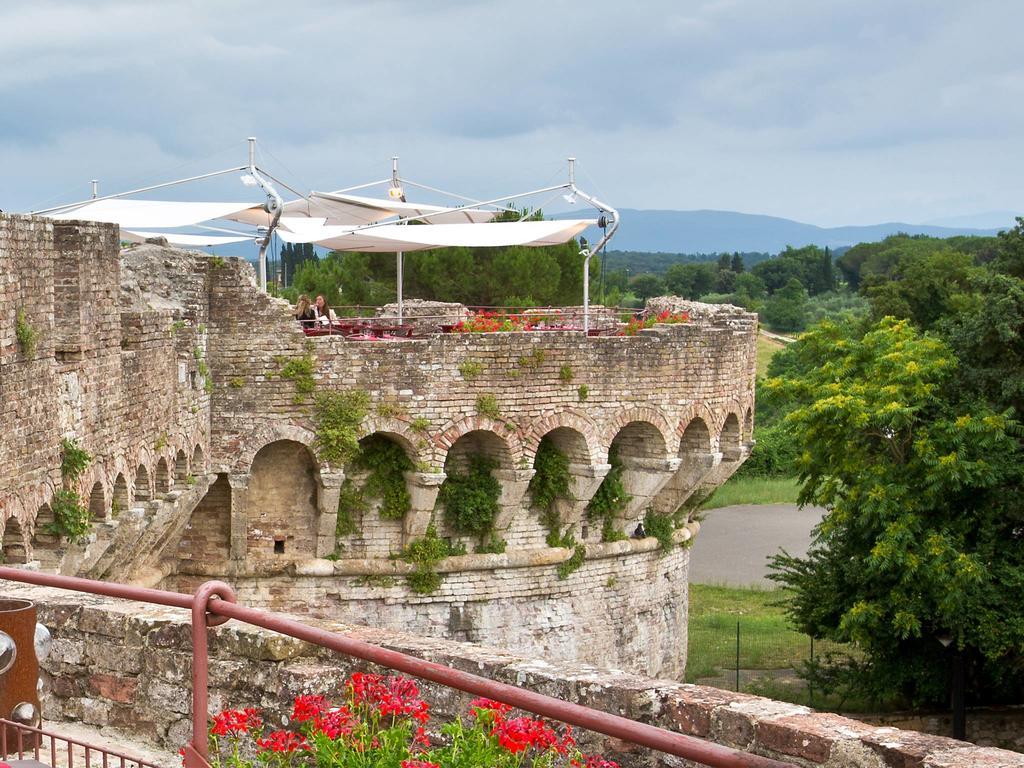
[
  {"xmin": 210, "ymin": 708, "xmax": 261, "ymax": 736},
  {"xmin": 255, "ymin": 731, "xmax": 308, "ymax": 753},
  {"xmin": 292, "ymin": 694, "xmax": 329, "ymax": 723}
]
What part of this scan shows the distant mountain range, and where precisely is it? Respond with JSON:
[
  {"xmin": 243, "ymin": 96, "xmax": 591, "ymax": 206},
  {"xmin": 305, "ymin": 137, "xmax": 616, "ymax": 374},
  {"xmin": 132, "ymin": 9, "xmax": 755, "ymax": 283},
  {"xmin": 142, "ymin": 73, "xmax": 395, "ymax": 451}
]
[{"xmin": 596, "ymin": 209, "xmax": 1013, "ymax": 254}]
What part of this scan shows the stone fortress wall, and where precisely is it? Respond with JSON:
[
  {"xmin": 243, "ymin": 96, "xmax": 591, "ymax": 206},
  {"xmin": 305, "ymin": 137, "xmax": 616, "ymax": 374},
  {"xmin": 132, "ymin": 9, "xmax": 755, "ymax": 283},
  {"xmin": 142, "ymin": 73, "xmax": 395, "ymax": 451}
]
[{"xmin": 0, "ymin": 212, "xmax": 757, "ymax": 677}]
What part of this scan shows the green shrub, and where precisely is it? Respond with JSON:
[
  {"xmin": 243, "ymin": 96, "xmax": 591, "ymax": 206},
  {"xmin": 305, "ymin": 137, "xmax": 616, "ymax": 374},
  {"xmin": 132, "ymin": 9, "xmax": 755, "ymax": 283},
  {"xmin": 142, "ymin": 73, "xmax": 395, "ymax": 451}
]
[
  {"xmin": 577, "ymin": 384, "xmax": 589, "ymax": 402},
  {"xmin": 644, "ymin": 508, "xmax": 676, "ymax": 553},
  {"xmin": 586, "ymin": 447, "xmax": 630, "ymax": 542},
  {"xmin": 313, "ymin": 390, "xmax": 369, "ymax": 465},
  {"xmin": 335, "ymin": 480, "xmax": 365, "ymax": 538},
  {"xmin": 559, "ymin": 364, "xmax": 574, "ymax": 383},
  {"xmin": 60, "ymin": 438, "xmax": 92, "ymax": 483},
  {"xmin": 410, "ymin": 417, "xmax": 431, "ymax": 433},
  {"xmin": 276, "ymin": 352, "xmax": 317, "ymax": 403},
  {"xmin": 458, "ymin": 361, "xmax": 482, "ymax": 380},
  {"xmin": 440, "ymin": 457, "xmax": 501, "ymax": 542},
  {"xmin": 352, "ymin": 435, "xmax": 413, "ymax": 520},
  {"xmin": 475, "ymin": 394, "xmax": 500, "ymax": 420},
  {"xmin": 15, "ymin": 308, "xmax": 37, "ymax": 359},
  {"xmin": 528, "ymin": 439, "xmax": 572, "ymax": 541},
  {"xmin": 557, "ymin": 544, "xmax": 586, "ymax": 579},
  {"xmin": 48, "ymin": 489, "xmax": 90, "ymax": 543},
  {"xmin": 736, "ymin": 422, "xmax": 798, "ymax": 478},
  {"xmin": 401, "ymin": 524, "xmax": 464, "ymax": 594}
]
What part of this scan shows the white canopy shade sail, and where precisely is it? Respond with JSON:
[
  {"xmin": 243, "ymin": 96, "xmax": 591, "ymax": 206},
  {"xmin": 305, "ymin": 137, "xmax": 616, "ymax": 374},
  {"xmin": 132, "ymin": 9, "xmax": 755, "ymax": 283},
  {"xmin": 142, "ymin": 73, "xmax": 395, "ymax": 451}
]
[
  {"xmin": 306, "ymin": 191, "xmax": 498, "ymax": 225},
  {"xmin": 276, "ymin": 219, "xmax": 596, "ymax": 252},
  {"xmin": 122, "ymin": 230, "xmax": 254, "ymax": 247},
  {"xmin": 51, "ymin": 199, "xmax": 262, "ymax": 229}
]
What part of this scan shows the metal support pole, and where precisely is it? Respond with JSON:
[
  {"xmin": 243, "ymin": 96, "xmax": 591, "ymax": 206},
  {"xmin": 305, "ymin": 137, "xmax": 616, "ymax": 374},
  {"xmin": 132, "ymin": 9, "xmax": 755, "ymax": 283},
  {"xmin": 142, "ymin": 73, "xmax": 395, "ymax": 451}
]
[
  {"xmin": 952, "ymin": 651, "xmax": 966, "ymax": 740},
  {"xmin": 90, "ymin": 180, "xmax": 98, "ymax": 199},
  {"xmin": 582, "ymin": 249, "xmax": 593, "ymax": 334},
  {"xmin": 187, "ymin": 581, "xmax": 237, "ymax": 768},
  {"xmin": 247, "ymin": 137, "xmax": 283, "ymax": 292},
  {"xmin": 397, "ymin": 251, "xmax": 404, "ymax": 323}
]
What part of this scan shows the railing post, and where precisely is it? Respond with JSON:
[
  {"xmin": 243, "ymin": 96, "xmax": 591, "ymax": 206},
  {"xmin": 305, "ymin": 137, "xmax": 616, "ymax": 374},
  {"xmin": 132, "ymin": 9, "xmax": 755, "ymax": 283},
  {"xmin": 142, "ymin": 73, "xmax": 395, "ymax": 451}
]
[{"xmin": 184, "ymin": 581, "xmax": 237, "ymax": 768}]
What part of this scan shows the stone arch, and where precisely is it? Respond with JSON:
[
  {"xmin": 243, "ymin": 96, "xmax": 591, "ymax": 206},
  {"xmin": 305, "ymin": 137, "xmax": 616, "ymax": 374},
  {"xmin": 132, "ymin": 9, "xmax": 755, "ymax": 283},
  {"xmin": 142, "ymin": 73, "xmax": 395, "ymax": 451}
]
[
  {"xmin": 154, "ymin": 457, "xmax": 171, "ymax": 495},
  {"xmin": 608, "ymin": 421, "xmax": 669, "ymax": 461},
  {"xmin": 239, "ymin": 423, "xmax": 318, "ymax": 473},
  {"xmin": 523, "ymin": 411, "xmax": 601, "ymax": 465},
  {"xmin": 601, "ymin": 406, "xmax": 675, "ymax": 457},
  {"xmin": 134, "ymin": 464, "xmax": 152, "ymax": 502},
  {"xmin": 719, "ymin": 413, "xmax": 741, "ymax": 456},
  {"xmin": 679, "ymin": 417, "xmax": 713, "ymax": 455},
  {"xmin": 31, "ymin": 503, "xmax": 60, "ymax": 560},
  {"xmin": 359, "ymin": 418, "xmax": 424, "ymax": 464},
  {"xmin": 192, "ymin": 444, "xmax": 205, "ymax": 472},
  {"xmin": 247, "ymin": 440, "xmax": 319, "ymax": 559},
  {"xmin": 436, "ymin": 416, "xmax": 523, "ymax": 469},
  {"xmin": 2, "ymin": 516, "xmax": 27, "ymax": 565},
  {"xmin": 174, "ymin": 450, "xmax": 189, "ymax": 486},
  {"xmin": 534, "ymin": 426, "xmax": 591, "ymax": 466},
  {"xmin": 88, "ymin": 481, "xmax": 106, "ymax": 521},
  {"xmin": 443, "ymin": 429, "xmax": 514, "ymax": 474},
  {"xmin": 112, "ymin": 473, "xmax": 129, "ymax": 517}
]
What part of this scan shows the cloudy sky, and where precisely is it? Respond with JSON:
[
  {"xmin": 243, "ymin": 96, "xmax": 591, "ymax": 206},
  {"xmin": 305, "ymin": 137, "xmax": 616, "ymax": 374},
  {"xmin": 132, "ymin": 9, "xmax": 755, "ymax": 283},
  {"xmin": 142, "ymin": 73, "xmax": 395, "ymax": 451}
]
[{"xmin": 2, "ymin": 0, "xmax": 1022, "ymax": 227}]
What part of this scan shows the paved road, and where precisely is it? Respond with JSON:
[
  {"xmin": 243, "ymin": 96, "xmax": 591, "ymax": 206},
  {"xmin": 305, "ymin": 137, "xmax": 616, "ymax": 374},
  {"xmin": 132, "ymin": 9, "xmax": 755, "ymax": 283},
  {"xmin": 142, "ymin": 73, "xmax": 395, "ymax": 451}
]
[{"xmin": 688, "ymin": 503, "xmax": 826, "ymax": 588}]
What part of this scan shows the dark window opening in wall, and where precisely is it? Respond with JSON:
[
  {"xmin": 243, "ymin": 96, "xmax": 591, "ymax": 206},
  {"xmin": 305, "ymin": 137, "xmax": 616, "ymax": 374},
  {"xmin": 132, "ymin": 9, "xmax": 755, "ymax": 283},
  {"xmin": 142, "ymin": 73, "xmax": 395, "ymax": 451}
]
[
  {"xmin": 274, "ymin": 538, "xmax": 285, "ymax": 554},
  {"xmin": 581, "ymin": 524, "xmax": 589, "ymax": 540}
]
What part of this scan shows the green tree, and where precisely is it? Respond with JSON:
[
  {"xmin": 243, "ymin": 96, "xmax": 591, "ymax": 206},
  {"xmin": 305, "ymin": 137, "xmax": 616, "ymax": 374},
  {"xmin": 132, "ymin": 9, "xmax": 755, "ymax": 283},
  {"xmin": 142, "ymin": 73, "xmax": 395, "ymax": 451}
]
[
  {"xmin": 731, "ymin": 252, "xmax": 745, "ymax": 273},
  {"xmin": 761, "ymin": 278, "xmax": 808, "ymax": 332},
  {"xmin": 767, "ymin": 318, "xmax": 1024, "ymax": 707},
  {"xmin": 628, "ymin": 272, "xmax": 665, "ymax": 300},
  {"xmin": 664, "ymin": 262, "xmax": 716, "ymax": 298}
]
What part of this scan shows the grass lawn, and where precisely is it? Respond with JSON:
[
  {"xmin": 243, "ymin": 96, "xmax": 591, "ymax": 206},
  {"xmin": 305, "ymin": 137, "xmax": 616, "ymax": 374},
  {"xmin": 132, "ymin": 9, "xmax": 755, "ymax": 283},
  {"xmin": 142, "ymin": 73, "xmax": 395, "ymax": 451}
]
[
  {"xmin": 686, "ymin": 584, "xmax": 866, "ymax": 710},
  {"xmin": 756, "ymin": 333, "xmax": 786, "ymax": 378},
  {"xmin": 686, "ymin": 584, "xmax": 809, "ymax": 681},
  {"xmin": 700, "ymin": 476, "xmax": 800, "ymax": 509}
]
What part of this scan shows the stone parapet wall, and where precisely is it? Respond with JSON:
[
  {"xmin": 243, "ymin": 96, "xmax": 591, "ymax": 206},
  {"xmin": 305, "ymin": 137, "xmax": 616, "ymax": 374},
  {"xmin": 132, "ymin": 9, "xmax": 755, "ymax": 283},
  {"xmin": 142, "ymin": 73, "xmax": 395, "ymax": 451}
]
[
  {"xmin": 166, "ymin": 525, "xmax": 696, "ymax": 678},
  {"xmin": 5, "ymin": 582, "xmax": 1019, "ymax": 768}
]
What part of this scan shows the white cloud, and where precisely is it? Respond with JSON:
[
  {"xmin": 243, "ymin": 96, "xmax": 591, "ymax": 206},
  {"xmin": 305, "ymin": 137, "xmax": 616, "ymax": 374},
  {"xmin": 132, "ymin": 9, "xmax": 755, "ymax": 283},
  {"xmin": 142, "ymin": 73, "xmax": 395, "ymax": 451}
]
[{"xmin": 1, "ymin": 0, "xmax": 1022, "ymax": 226}]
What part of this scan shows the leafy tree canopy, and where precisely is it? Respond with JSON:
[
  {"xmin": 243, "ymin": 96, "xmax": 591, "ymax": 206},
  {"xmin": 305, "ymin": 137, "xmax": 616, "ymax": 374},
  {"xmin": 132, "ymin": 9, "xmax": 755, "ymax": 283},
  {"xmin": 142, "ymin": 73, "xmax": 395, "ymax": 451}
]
[{"xmin": 767, "ymin": 318, "xmax": 1024, "ymax": 707}]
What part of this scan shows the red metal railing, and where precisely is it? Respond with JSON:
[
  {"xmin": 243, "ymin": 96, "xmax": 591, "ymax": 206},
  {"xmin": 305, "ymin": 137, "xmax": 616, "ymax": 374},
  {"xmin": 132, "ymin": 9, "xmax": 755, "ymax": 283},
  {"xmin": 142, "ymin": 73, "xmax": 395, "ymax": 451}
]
[
  {"xmin": 0, "ymin": 718, "xmax": 161, "ymax": 768},
  {"xmin": 0, "ymin": 567, "xmax": 794, "ymax": 768}
]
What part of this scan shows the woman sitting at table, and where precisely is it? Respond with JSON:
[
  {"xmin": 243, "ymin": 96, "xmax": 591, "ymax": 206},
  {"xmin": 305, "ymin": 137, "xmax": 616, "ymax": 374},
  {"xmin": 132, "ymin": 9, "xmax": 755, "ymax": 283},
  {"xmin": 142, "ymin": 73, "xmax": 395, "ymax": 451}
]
[
  {"xmin": 294, "ymin": 295, "xmax": 316, "ymax": 327},
  {"xmin": 313, "ymin": 294, "xmax": 334, "ymax": 327}
]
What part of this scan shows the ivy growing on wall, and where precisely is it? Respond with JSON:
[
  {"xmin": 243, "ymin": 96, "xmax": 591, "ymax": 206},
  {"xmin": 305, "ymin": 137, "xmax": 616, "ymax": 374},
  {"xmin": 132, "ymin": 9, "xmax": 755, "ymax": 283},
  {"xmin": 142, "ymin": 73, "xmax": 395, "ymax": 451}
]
[
  {"xmin": 401, "ymin": 523, "xmax": 465, "ymax": 594},
  {"xmin": 439, "ymin": 456, "xmax": 501, "ymax": 546},
  {"xmin": 586, "ymin": 446, "xmax": 630, "ymax": 542},
  {"xmin": 275, "ymin": 350, "xmax": 317, "ymax": 404},
  {"xmin": 351, "ymin": 435, "xmax": 413, "ymax": 520},
  {"xmin": 528, "ymin": 439, "xmax": 574, "ymax": 547},
  {"xmin": 643, "ymin": 508, "xmax": 676, "ymax": 554},
  {"xmin": 47, "ymin": 438, "xmax": 93, "ymax": 542},
  {"xmin": 313, "ymin": 390, "xmax": 369, "ymax": 466},
  {"xmin": 335, "ymin": 479, "xmax": 365, "ymax": 540},
  {"xmin": 15, "ymin": 308, "xmax": 37, "ymax": 360}
]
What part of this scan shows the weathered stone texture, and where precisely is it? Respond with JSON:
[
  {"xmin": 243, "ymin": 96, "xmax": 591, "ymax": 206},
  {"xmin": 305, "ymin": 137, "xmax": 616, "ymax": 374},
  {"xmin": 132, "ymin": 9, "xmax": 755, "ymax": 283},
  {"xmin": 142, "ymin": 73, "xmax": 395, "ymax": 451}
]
[{"xmin": 4, "ymin": 584, "xmax": 1020, "ymax": 768}]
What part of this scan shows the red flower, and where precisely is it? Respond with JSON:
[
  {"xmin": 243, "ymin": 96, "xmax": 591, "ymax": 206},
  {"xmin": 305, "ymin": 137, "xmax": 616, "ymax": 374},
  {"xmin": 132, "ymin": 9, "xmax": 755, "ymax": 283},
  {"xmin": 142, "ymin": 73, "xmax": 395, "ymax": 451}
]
[
  {"xmin": 312, "ymin": 706, "xmax": 356, "ymax": 739},
  {"xmin": 349, "ymin": 673, "xmax": 430, "ymax": 724},
  {"xmin": 400, "ymin": 761, "xmax": 440, "ymax": 768},
  {"xmin": 292, "ymin": 694, "xmax": 329, "ymax": 723},
  {"xmin": 469, "ymin": 697, "xmax": 513, "ymax": 723},
  {"xmin": 413, "ymin": 725, "xmax": 430, "ymax": 748},
  {"xmin": 492, "ymin": 716, "xmax": 558, "ymax": 754},
  {"xmin": 256, "ymin": 731, "xmax": 309, "ymax": 753},
  {"xmin": 210, "ymin": 708, "xmax": 261, "ymax": 736}
]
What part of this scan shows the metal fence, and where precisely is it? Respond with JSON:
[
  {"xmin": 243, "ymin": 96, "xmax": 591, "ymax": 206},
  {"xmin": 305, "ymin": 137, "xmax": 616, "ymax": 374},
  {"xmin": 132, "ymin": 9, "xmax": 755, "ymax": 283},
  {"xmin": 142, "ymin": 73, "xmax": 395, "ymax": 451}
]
[{"xmin": 688, "ymin": 617, "xmax": 852, "ymax": 707}]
